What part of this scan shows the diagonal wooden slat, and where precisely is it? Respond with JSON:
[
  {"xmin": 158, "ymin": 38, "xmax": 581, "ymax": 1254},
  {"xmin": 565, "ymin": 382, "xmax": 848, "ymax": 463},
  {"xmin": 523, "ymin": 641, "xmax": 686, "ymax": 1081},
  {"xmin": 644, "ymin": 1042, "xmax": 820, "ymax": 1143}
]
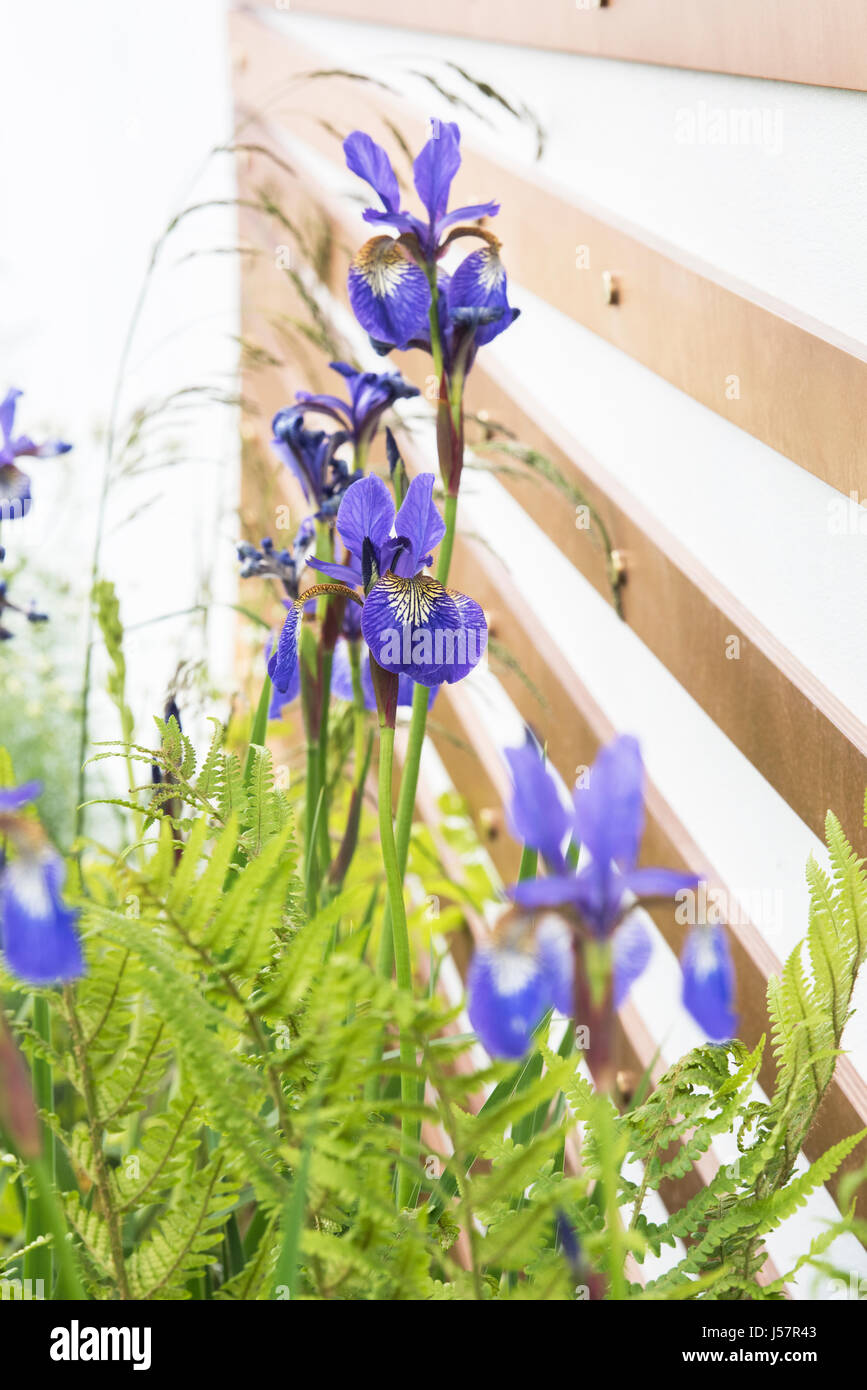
[{"xmin": 258, "ymin": 0, "xmax": 867, "ymax": 92}]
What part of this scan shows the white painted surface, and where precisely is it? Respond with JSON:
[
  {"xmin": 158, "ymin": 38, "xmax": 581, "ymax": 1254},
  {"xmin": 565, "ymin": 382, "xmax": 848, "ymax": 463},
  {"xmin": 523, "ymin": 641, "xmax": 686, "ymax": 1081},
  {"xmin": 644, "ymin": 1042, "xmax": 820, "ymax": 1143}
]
[{"xmin": 1, "ymin": 0, "xmax": 239, "ymax": 750}]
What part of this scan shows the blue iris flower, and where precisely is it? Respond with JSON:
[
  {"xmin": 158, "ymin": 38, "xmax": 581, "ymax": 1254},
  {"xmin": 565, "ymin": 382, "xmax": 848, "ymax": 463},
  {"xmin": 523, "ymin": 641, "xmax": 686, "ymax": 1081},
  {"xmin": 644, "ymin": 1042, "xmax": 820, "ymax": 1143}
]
[
  {"xmin": 346, "ymin": 123, "xmax": 500, "ymax": 258},
  {"xmin": 268, "ymin": 473, "xmax": 486, "ymax": 697},
  {"xmin": 0, "ymin": 783, "xmax": 84, "ymax": 985},
  {"xmin": 0, "ymin": 389, "xmax": 72, "ymax": 521},
  {"xmin": 343, "ymin": 124, "xmax": 519, "ymax": 358},
  {"xmin": 272, "ymin": 362, "xmax": 419, "ymax": 511},
  {"xmin": 237, "ymin": 518, "xmax": 316, "ymax": 596},
  {"xmin": 467, "ymin": 733, "xmax": 736, "ymax": 1058},
  {"xmin": 309, "ymin": 472, "xmax": 487, "ymax": 687},
  {"xmin": 270, "ymin": 414, "xmax": 350, "ymax": 515}
]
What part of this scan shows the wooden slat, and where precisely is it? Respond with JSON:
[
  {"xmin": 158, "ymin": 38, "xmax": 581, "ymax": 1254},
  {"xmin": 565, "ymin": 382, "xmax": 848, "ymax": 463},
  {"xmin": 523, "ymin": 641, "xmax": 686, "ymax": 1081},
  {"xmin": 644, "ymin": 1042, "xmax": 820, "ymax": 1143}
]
[
  {"xmin": 231, "ymin": 131, "xmax": 867, "ymax": 857},
  {"xmin": 230, "ymin": 9, "xmax": 867, "ymax": 503},
  {"xmin": 268, "ymin": 0, "xmax": 867, "ymax": 92}
]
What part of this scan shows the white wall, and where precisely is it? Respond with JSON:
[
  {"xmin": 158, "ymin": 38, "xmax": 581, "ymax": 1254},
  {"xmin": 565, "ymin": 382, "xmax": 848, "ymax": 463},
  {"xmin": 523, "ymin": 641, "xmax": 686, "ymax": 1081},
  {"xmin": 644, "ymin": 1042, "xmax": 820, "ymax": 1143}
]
[{"xmin": 1, "ymin": 0, "xmax": 239, "ymax": 747}]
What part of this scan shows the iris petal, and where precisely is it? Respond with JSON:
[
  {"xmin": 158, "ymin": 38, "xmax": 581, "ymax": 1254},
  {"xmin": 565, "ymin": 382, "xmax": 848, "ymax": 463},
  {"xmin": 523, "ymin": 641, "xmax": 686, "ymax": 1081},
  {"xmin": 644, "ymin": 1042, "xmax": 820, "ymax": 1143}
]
[
  {"xmin": 623, "ymin": 866, "xmax": 699, "ymax": 900},
  {"xmin": 335, "ymin": 473, "xmax": 394, "ymax": 564},
  {"xmin": 441, "ymin": 591, "xmax": 487, "ymax": 681},
  {"xmin": 361, "ymin": 207, "xmax": 428, "ymax": 242},
  {"xmin": 391, "ymin": 473, "xmax": 445, "ymax": 576},
  {"xmin": 509, "ymin": 875, "xmax": 579, "ymax": 913},
  {"xmin": 681, "ymin": 924, "xmax": 737, "ymax": 1041},
  {"xmin": 33, "ymin": 439, "xmax": 72, "ymax": 459},
  {"xmin": 306, "ymin": 557, "xmax": 361, "ymax": 586},
  {"xmin": 0, "ymin": 388, "xmax": 22, "ymax": 447},
  {"xmin": 573, "ymin": 735, "xmax": 645, "ymax": 875},
  {"xmin": 467, "ymin": 941, "xmax": 552, "ymax": 1059},
  {"xmin": 504, "ymin": 736, "xmax": 571, "ymax": 869},
  {"xmin": 348, "ymin": 238, "xmax": 431, "ymax": 351},
  {"xmin": 0, "ymin": 782, "xmax": 42, "ymax": 812},
  {"xmin": 361, "ymin": 574, "xmax": 464, "ymax": 687},
  {"xmin": 330, "ymin": 638, "xmax": 366, "ymax": 706},
  {"xmin": 448, "ymin": 245, "xmax": 517, "ymax": 347},
  {"xmin": 343, "ymin": 131, "xmax": 401, "ymax": 212},
  {"xmin": 0, "ymin": 852, "xmax": 84, "ymax": 984},
  {"xmin": 266, "ymin": 623, "xmax": 301, "ymax": 714},
  {"xmin": 612, "ymin": 915, "xmax": 652, "ymax": 1007},
  {"xmin": 536, "ymin": 915, "xmax": 575, "ymax": 1016},
  {"xmin": 413, "ymin": 121, "xmax": 462, "ymax": 225},
  {"xmin": 267, "ymin": 604, "xmax": 301, "ymax": 695},
  {"xmin": 436, "ymin": 201, "xmax": 500, "ymax": 235},
  {"xmin": 271, "ymin": 416, "xmax": 330, "ymax": 503}
]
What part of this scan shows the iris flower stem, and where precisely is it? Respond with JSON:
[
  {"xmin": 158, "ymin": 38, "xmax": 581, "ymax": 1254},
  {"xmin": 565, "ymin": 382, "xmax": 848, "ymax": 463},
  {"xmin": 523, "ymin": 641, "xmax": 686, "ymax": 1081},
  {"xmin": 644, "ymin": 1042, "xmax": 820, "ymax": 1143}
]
[
  {"xmin": 314, "ymin": 523, "xmax": 335, "ymax": 884},
  {"xmin": 300, "ymin": 620, "xmax": 322, "ymax": 912},
  {"xmin": 348, "ymin": 639, "xmax": 366, "ymax": 773},
  {"xmin": 24, "ymin": 995, "xmax": 54, "ymax": 1294},
  {"xmin": 578, "ymin": 939, "xmax": 618, "ymax": 1100},
  {"xmin": 304, "ymin": 739, "xmax": 321, "ymax": 916},
  {"xmin": 377, "ymin": 724, "xmax": 415, "ymax": 1209},
  {"xmin": 317, "ymin": 649, "xmax": 333, "ymax": 877},
  {"xmin": 27, "ymin": 1154, "xmax": 85, "ymax": 1300},
  {"xmin": 244, "ymin": 673, "xmax": 272, "ymax": 784},
  {"xmin": 376, "ymin": 490, "xmax": 460, "ymax": 978},
  {"xmin": 426, "ymin": 270, "xmax": 445, "ymax": 384}
]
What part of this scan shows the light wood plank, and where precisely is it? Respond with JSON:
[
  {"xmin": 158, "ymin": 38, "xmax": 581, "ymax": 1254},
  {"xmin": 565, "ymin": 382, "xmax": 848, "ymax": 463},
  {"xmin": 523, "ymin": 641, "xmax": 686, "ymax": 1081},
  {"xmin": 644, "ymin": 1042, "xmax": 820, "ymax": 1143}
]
[{"xmin": 269, "ymin": 0, "xmax": 867, "ymax": 92}]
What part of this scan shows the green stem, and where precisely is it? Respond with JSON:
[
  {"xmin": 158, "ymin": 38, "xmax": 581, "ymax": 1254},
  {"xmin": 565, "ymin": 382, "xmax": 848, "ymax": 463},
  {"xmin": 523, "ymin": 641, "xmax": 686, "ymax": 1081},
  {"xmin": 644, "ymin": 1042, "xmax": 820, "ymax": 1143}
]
[
  {"xmin": 28, "ymin": 1156, "xmax": 85, "ymax": 1300},
  {"xmin": 314, "ymin": 523, "xmax": 335, "ymax": 885},
  {"xmin": 425, "ymin": 269, "xmax": 445, "ymax": 384},
  {"xmin": 304, "ymin": 739, "xmax": 321, "ymax": 916},
  {"xmin": 377, "ymin": 725, "xmax": 415, "ymax": 1209},
  {"xmin": 299, "ymin": 625, "xmax": 322, "ymax": 914},
  {"xmin": 24, "ymin": 995, "xmax": 54, "ymax": 1295},
  {"xmin": 317, "ymin": 650, "xmax": 333, "ymax": 878},
  {"xmin": 349, "ymin": 638, "xmax": 366, "ymax": 774},
  {"xmin": 244, "ymin": 674, "xmax": 272, "ymax": 786},
  {"xmin": 434, "ymin": 493, "xmax": 458, "ymax": 587},
  {"xmin": 376, "ymin": 491, "xmax": 460, "ymax": 978},
  {"xmin": 272, "ymin": 1067, "xmax": 327, "ymax": 1300},
  {"xmin": 223, "ymin": 674, "xmax": 273, "ymax": 893}
]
